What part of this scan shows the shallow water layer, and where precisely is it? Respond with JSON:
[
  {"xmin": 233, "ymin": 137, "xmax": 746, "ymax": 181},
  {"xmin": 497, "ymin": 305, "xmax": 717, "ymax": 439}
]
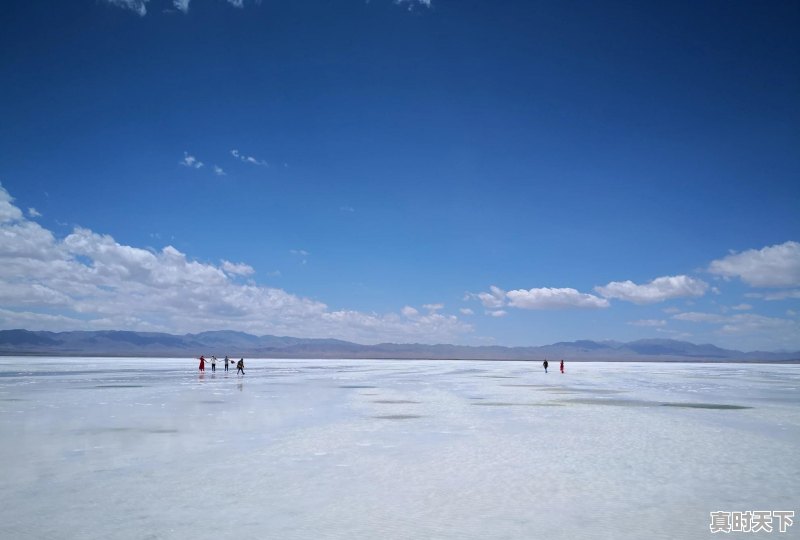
[{"xmin": 0, "ymin": 358, "xmax": 798, "ymax": 540}]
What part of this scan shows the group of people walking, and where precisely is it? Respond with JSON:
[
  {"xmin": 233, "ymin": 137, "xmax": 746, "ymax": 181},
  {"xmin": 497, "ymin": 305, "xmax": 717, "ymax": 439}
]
[
  {"xmin": 542, "ymin": 359, "xmax": 565, "ymax": 374},
  {"xmin": 198, "ymin": 355, "xmax": 245, "ymax": 375},
  {"xmin": 200, "ymin": 356, "xmax": 562, "ymax": 376}
]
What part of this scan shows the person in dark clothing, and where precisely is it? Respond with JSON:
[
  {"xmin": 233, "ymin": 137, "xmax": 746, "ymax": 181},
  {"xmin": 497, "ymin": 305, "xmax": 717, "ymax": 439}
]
[
  {"xmin": 543, "ymin": 359, "xmax": 549, "ymax": 373},
  {"xmin": 224, "ymin": 356, "xmax": 229, "ymax": 372},
  {"xmin": 199, "ymin": 355, "xmax": 205, "ymax": 372},
  {"xmin": 237, "ymin": 358, "xmax": 245, "ymax": 375},
  {"xmin": 560, "ymin": 359, "xmax": 565, "ymax": 374}
]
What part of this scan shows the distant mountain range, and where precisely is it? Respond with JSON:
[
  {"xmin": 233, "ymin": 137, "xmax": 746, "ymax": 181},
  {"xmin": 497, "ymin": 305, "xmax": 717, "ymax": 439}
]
[{"xmin": 0, "ymin": 329, "xmax": 798, "ymax": 362}]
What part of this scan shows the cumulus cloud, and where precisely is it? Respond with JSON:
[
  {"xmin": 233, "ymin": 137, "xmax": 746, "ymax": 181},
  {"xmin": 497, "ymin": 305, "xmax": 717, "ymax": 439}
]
[
  {"xmin": 231, "ymin": 149, "xmax": 268, "ymax": 167},
  {"xmin": 180, "ymin": 152, "xmax": 204, "ymax": 169},
  {"xmin": 709, "ymin": 241, "xmax": 800, "ymax": 288},
  {"xmin": 595, "ymin": 275, "xmax": 708, "ymax": 304},
  {"xmin": 423, "ymin": 303, "xmax": 443, "ymax": 312},
  {"xmin": 27, "ymin": 208, "xmax": 42, "ymax": 218},
  {"xmin": 470, "ymin": 285, "xmax": 506, "ymax": 309},
  {"xmin": 0, "ymin": 186, "xmax": 471, "ymax": 344},
  {"xmin": 401, "ymin": 306, "xmax": 419, "ymax": 317},
  {"xmin": 507, "ymin": 287, "xmax": 609, "ymax": 310},
  {"xmin": 459, "ymin": 308, "xmax": 474, "ymax": 316},
  {"xmin": 0, "ymin": 190, "xmax": 24, "ymax": 223},
  {"xmin": 468, "ymin": 284, "xmax": 608, "ymax": 311},
  {"xmin": 213, "ymin": 165, "xmax": 227, "ymax": 176}
]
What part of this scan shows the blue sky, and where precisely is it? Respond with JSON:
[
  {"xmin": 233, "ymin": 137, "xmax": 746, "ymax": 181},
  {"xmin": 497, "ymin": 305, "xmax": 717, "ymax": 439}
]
[{"xmin": 1, "ymin": 0, "xmax": 798, "ymax": 350}]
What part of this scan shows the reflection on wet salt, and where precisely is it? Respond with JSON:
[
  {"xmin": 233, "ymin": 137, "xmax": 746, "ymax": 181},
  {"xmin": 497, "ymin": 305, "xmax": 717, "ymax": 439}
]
[
  {"xmin": 660, "ymin": 402, "xmax": 752, "ymax": 410},
  {"xmin": 560, "ymin": 397, "xmax": 752, "ymax": 409}
]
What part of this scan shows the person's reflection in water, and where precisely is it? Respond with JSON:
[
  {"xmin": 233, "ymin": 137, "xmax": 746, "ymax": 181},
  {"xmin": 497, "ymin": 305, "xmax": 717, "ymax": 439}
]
[{"xmin": 237, "ymin": 381, "xmax": 243, "ymax": 392}]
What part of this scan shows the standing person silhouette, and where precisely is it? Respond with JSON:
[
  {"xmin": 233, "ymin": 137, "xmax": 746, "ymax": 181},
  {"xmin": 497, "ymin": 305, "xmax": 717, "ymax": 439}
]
[
  {"xmin": 198, "ymin": 355, "xmax": 205, "ymax": 372},
  {"xmin": 560, "ymin": 359, "xmax": 564, "ymax": 374},
  {"xmin": 211, "ymin": 356, "xmax": 216, "ymax": 372},
  {"xmin": 543, "ymin": 359, "xmax": 548, "ymax": 373},
  {"xmin": 237, "ymin": 358, "xmax": 245, "ymax": 375},
  {"xmin": 224, "ymin": 356, "xmax": 229, "ymax": 372}
]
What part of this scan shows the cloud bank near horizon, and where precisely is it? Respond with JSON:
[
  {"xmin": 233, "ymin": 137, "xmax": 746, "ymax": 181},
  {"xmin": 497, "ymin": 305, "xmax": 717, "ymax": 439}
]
[{"xmin": 0, "ymin": 186, "xmax": 469, "ymax": 344}]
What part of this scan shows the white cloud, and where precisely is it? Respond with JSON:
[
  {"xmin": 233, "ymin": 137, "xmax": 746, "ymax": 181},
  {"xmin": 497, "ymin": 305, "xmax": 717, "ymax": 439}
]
[
  {"xmin": 27, "ymin": 208, "xmax": 42, "ymax": 218},
  {"xmin": 231, "ymin": 149, "xmax": 268, "ymax": 167},
  {"xmin": 221, "ymin": 260, "xmax": 255, "ymax": 276},
  {"xmin": 731, "ymin": 303, "xmax": 753, "ymax": 311},
  {"xmin": 671, "ymin": 310, "xmax": 800, "ymax": 349},
  {"xmin": 472, "ymin": 285, "xmax": 506, "ymax": 309},
  {"xmin": 0, "ymin": 186, "xmax": 471, "ymax": 344},
  {"xmin": 672, "ymin": 312, "xmax": 726, "ymax": 323},
  {"xmin": 595, "ymin": 275, "xmax": 708, "ymax": 304},
  {"xmin": 628, "ymin": 319, "xmax": 667, "ymax": 327},
  {"xmin": 709, "ymin": 241, "xmax": 800, "ymax": 288},
  {"xmin": 0, "ymin": 188, "xmax": 24, "ymax": 223},
  {"xmin": 422, "ymin": 303, "xmax": 443, "ymax": 312},
  {"xmin": 718, "ymin": 313, "xmax": 800, "ymax": 340},
  {"xmin": 459, "ymin": 308, "xmax": 474, "ymax": 316},
  {"xmin": 105, "ymin": 0, "xmax": 258, "ymax": 16},
  {"xmin": 105, "ymin": 0, "xmax": 149, "ymax": 16},
  {"xmin": 507, "ymin": 287, "xmax": 609, "ymax": 309},
  {"xmin": 746, "ymin": 289, "xmax": 800, "ymax": 301},
  {"xmin": 180, "ymin": 152, "xmax": 204, "ymax": 169},
  {"xmin": 401, "ymin": 306, "xmax": 419, "ymax": 317},
  {"xmin": 487, "ymin": 310, "xmax": 507, "ymax": 317},
  {"xmin": 469, "ymin": 284, "xmax": 608, "ymax": 310},
  {"xmin": 213, "ymin": 165, "xmax": 227, "ymax": 176},
  {"xmin": 395, "ymin": 0, "xmax": 432, "ymax": 10}
]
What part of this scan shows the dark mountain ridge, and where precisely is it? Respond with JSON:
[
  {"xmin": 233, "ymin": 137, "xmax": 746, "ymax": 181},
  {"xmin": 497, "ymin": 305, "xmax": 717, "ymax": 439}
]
[{"xmin": 0, "ymin": 329, "xmax": 797, "ymax": 362}]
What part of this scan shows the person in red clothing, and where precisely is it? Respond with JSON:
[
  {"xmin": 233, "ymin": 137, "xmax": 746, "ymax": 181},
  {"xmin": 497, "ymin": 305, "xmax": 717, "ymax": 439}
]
[
  {"xmin": 560, "ymin": 359, "xmax": 565, "ymax": 374},
  {"xmin": 199, "ymin": 355, "xmax": 205, "ymax": 372}
]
